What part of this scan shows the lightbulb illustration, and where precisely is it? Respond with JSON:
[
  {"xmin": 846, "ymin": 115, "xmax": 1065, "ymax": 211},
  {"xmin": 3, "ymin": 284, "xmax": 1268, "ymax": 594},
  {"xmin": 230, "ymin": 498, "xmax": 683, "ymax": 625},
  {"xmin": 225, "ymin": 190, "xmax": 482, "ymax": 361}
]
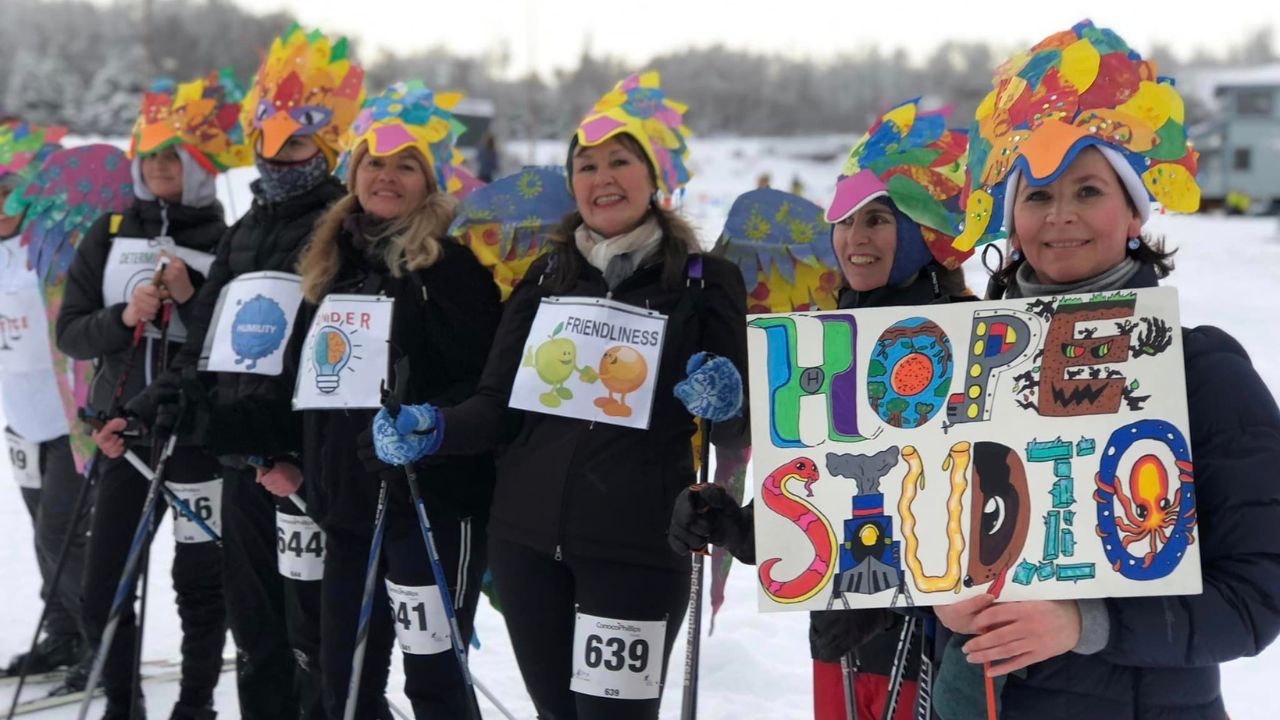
[{"xmin": 313, "ymin": 325, "xmax": 351, "ymax": 393}]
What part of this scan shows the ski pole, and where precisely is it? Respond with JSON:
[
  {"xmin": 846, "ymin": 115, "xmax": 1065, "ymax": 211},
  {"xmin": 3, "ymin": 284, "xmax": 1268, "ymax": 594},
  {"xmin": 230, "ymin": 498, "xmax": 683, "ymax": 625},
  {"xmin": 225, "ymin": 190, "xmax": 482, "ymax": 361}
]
[
  {"xmin": 915, "ymin": 618, "xmax": 935, "ymax": 720},
  {"xmin": 474, "ymin": 674, "xmax": 519, "ymax": 720},
  {"xmin": 119, "ymin": 449, "xmax": 221, "ymax": 545},
  {"xmin": 129, "ymin": 544, "xmax": 151, "ymax": 719},
  {"xmin": 383, "ymin": 358, "xmax": 482, "ymax": 720},
  {"xmin": 342, "ymin": 479, "xmax": 389, "ymax": 720},
  {"xmin": 881, "ymin": 617, "xmax": 918, "ymax": 720},
  {"xmin": 75, "ymin": 431, "xmax": 181, "ymax": 720},
  {"xmin": 680, "ymin": 416, "xmax": 714, "ymax": 720},
  {"xmin": 79, "ymin": 412, "xmax": 221, "ymax": 546},
  {"xmin": 840, "ymin": 652, "xmax": 857, "ymax": 720},
  {"xmin": 5, "ymin": 463, "xmax": 97, "ymax": 720}
]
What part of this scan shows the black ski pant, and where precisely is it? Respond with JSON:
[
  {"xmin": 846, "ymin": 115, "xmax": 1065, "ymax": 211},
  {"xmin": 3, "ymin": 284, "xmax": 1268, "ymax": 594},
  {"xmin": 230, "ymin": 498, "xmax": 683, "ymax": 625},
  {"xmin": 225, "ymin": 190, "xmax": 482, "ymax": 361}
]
[
  {"xmin": 79, "ymin": 447, "xmax": 226, "ymax": 709},
  {"xmin": 487, "ymin": 536, "xmax": 691, "ymax": 720},
  {"xmin": 219, "ymin": 466, "xmax": 324, "ymax": 720},
  {"xmin": 321, "ymin": 507, "xmax": 485, "ymax": 720},
  {"xmin": 15, "ymin": 435, "xmax": 90, "ymax": 642}
]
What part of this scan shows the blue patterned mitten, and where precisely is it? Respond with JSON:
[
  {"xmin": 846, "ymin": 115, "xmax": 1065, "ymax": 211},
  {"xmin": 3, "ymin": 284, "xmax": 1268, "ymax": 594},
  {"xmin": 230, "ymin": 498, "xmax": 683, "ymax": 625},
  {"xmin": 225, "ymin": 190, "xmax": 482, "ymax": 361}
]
[
  {"xmin": 673, "ymin": 352, "xmax": 743, "ymax": 422},
  {"xmin": 372, "ymin": 405, "xmax": 443, "ymax": 465}
]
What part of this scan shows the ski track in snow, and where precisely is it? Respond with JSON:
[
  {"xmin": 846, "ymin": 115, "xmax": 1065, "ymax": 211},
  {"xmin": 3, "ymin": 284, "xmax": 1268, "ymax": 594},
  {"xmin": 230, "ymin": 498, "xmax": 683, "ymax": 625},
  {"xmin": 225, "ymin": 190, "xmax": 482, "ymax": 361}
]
[{"xmin": 2, "ymin": 136, "xmax": 1277, "ymax": 718}]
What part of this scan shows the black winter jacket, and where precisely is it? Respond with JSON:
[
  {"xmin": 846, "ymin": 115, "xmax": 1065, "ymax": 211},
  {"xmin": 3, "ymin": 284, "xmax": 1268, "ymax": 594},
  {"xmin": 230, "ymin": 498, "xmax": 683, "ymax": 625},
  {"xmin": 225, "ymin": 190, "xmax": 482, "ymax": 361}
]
[
  {"xmin": 946, "ymin": 264, "xmax": 1280, "ymax": 719},
  {"xmin": 169, "ymin": 178, "xmax": 346, "ymax": 460},
  {"xmin": 56, "ymin": 199, "xmax": 224, "ymax": 427},
  {"xmin": 296, "ymin": 227, "xmax": 501, "ymax": 533},
  {"xmin": 438, "ymin": 246, "xmax": 751, "ymax": 570}
]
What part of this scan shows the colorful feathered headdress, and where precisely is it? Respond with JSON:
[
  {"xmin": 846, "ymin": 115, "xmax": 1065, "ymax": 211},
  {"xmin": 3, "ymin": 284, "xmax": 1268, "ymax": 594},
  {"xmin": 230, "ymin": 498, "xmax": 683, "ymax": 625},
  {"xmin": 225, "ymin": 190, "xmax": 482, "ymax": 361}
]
[
  {"xmin": 129, "ymin": 68, "xmax": 251, "ymax": 173},
  {"xmin": 0, "ymin": 120, "xmax": 67, "ymax": 190},
  {"xmin": 242, "ymin": 24, "xmax": 365, "ymax": 164},
  {"xmin": 574, "ymin": 71, "xmax": 693, "ymax": 195},
  {"xmin": 346, "ymin": 81, "xmax": 468, "ymax": 194},
  {"xmin": 826, "ymin": 99, "xmax": 973, "ymax": 270},
  {"xmin": 957, "ymin": 19, "xmax": 1200, "ymax": 250}
]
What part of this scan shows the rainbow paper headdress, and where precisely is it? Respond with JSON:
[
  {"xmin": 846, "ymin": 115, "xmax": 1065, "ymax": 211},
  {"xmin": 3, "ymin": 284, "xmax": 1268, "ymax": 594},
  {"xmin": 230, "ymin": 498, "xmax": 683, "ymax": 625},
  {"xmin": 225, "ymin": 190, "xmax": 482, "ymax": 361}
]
[
  {"xmin": 347, "ymin": 81, "xmax": 468, "ymax": 194},
  {"xmin": 826, "ymin": 99, "xmax": 973, "ymax": 270},
  {"xmin": 243, "ymin": 24, "xmax": 365, "ymax": 161},
  {"xmin": 0, "ymin": 120, "xmax": 67, "ymax": 189},
  {"xmin": 574, "ymin": 72, "xmax": 692, "ymax": 195},
  {"xmin": 957, "ymin": 19, "xmax": 1200, "ymax": 250},
  {"xmin": 129, "ymin": 68, "xmax": 251, "ymax": 173}
]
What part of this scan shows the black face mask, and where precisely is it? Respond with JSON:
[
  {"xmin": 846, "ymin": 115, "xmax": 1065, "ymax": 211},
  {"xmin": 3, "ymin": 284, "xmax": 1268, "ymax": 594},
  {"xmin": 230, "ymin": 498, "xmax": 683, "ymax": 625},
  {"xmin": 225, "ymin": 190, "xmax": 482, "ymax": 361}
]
[{"xmin": 251, "ymin": 152, "xmax": 329, "ymax": 203}]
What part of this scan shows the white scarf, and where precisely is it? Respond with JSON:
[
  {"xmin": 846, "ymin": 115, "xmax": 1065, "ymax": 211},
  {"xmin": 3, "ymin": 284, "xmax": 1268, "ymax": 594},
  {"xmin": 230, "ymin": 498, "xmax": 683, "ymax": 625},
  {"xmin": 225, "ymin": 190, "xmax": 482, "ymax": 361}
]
[{"xmin": 574, "ymin": 216, "xmax": 664, "ymax": 289}]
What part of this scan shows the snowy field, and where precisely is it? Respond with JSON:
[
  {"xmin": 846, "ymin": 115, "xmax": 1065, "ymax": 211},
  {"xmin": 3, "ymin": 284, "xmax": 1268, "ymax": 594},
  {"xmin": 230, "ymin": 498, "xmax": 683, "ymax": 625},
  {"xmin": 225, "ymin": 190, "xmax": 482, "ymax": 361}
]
[{"xmin": 2, "ymin": 135, "xmax": 1279, "ymax": 718}]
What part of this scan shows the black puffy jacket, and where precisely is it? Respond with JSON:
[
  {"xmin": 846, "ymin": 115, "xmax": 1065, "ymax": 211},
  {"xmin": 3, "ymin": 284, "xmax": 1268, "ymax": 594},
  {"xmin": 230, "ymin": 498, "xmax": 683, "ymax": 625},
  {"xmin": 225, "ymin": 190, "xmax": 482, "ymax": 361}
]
[
  {"xmin": 438, "ymin": 245, "xmax": 751, "ymax": 570},
  {"xmin": 56, "ymin": 199, "xmax": 224, "ymax": 425},
  {"xmin": 167, "ymin": 178, "xmax": 346, "ymax": 459}
]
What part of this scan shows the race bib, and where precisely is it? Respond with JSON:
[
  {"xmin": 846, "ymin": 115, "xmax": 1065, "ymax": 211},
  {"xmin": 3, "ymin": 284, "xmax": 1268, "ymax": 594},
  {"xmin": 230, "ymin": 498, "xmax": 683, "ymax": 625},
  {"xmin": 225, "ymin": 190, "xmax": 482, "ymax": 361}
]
[
  {"xmin": 570, "ymin": 611, "xmax": 666, "ymax": 700},
  {"xmin": 199, "ymin": 272, "xmax": 304, "ymax": 376},
  {"xmin": 0, "ymin": 283, "xmax": 55, "ymax": 375},
  {"xmin": 276, "ymin": 511, "xmax": 325, "ymax": 581},
  {"xmin": 4, "ymin": 429, "xmax": 41, "ymax": 489},
  {"xmin": 385, "ymin": 580, "xmax": 452, "ymax": 656},
  {"xmin": 103, "ymin": 237, "xmax": 215, "ymax": 345},
  {"xmin": 167, "ymin": 478, "xmax": 223, "ymax": 544},
  {"xmin": 510, "ymin": 297, "xmax": 668, "ymax": 429},
  {"xmin": 293, "ymin": 294, "xmax": 394, "ymax": 410}
]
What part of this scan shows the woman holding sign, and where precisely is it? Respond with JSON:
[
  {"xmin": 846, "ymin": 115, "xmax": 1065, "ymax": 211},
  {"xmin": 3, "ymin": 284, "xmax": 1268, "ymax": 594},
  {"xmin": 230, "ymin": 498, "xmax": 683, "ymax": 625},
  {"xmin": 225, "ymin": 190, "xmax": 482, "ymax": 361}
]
[
  {"xmin": 270, "ymin": 82, "xmax": 501, "ymax": 719},
  {"xmin": 54, "ymin": 73, "xmax": 245, "ymax": 719},
  {"xmin": 372, "ymin": 72, "xmax": 749, "ymax": 719},
  {"xmin": 921, "ymin": 20, "xmax": 1280, "ymax": 720},
  {"xmin": 669, "ymin": 99, "xmax": 977, "ymax": 720}
]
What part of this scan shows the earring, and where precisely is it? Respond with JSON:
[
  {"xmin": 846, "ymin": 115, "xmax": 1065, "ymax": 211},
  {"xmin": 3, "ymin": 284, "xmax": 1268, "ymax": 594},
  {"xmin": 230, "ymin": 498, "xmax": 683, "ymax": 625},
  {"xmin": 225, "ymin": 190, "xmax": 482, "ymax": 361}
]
[
  {"xmin": 1127, "ymin": 237, "xmax": 1141, "ymax": 250},
  {"xmin": 1010, "ymin": 247, "xmax": 1023, "ymax": 262}
]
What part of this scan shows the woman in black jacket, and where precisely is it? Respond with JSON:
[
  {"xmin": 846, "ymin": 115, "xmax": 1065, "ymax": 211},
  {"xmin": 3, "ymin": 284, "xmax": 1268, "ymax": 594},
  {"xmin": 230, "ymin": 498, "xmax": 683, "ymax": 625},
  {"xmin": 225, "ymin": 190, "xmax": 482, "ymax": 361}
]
[
  {"xmin": 372, "ymin": 72, "xmax": 748, "ymax": 720},
  {"xmin": 55, "ymin": 76, "xmax": 238, "ymax": 720},
  {"xmin": 255, "ymin": 81, "xmax": 500, "ymax": 719},
  {"xmin": 669, "ymin": 99, "xmax": 976, "ymax": 720},
  {"xmin": 924, "ymin": 20, "xmax": 1280, "ymax": 720}
]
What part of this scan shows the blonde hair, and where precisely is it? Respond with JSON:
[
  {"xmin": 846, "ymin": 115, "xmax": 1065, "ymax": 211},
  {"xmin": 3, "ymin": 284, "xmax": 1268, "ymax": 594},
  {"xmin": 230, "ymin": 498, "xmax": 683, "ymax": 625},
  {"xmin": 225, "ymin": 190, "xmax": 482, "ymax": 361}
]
[{"xmin": 299, "ymin": 141, "xmax": 458, "ymax": 303}]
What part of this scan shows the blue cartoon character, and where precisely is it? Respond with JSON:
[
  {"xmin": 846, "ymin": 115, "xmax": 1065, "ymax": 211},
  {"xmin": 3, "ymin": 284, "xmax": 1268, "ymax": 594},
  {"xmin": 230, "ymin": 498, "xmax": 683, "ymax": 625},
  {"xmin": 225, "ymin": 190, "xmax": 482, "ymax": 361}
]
[{"xmin": 231, "ymin": 294, "xmax": 289, "ymax": 370}]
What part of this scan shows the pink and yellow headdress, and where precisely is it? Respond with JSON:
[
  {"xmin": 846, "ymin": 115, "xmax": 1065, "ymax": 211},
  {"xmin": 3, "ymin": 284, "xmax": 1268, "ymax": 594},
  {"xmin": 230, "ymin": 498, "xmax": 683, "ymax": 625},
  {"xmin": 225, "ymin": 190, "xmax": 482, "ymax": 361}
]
[
  {"xmin": 825, "ymin": 99, "xmax": 973, "ymax": 270},
  {"xmin": 958, "ymin": 19, "xmax": 1200, "ymax": 250},
  {"xmin": 242, "ymin": 24, "xmax": 365, "ymax": 166},
  {"xmin": 346, "ymin": 81, "xmax": 467, "ymax": 194},
  {"xmin": 129, "ymin": 68, "xmax": 251, "ymax": 173},
  {"xmin": 573, "ymin": 71, "xmax": 693, "ymax": 195}
]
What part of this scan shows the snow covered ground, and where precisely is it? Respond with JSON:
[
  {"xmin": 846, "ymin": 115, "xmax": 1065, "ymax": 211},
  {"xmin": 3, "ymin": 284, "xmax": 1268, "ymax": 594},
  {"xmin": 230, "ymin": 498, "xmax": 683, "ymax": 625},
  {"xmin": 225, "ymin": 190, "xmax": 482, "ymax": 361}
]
[{"xmin": 2, "ymin": 136, "xmax": 1279, "ymax": 718}]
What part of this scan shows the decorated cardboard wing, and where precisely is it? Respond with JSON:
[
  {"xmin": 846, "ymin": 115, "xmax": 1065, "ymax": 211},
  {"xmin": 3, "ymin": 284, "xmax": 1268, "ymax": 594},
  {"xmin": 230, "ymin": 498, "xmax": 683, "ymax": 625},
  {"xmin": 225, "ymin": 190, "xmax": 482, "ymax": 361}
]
[
  {"xmin": 448, "ymin": 166, "xmax": 576, "ymax": 300},
  {"xmin": 716, "ymin": 188, "xmax": 841, "ymax": 314},
  {"xmin": 4, "ymin": 144, "xmax": 134, "ymax": 471}
]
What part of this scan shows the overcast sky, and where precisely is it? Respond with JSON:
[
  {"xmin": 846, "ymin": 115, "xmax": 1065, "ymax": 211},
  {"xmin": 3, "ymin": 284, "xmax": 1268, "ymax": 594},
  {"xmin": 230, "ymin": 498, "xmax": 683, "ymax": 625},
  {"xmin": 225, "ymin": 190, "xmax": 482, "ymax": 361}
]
[{"xmin": 218, "ymin": 0, "xmax": 1280, "ymax": 77}]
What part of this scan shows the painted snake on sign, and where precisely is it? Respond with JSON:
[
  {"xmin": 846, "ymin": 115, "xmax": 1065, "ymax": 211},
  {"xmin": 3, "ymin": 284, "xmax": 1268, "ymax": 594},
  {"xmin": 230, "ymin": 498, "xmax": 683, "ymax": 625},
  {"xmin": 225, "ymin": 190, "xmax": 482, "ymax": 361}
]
[{"xmin": 759, "ymin": 457, "xmax": 837, "ymax": 604}]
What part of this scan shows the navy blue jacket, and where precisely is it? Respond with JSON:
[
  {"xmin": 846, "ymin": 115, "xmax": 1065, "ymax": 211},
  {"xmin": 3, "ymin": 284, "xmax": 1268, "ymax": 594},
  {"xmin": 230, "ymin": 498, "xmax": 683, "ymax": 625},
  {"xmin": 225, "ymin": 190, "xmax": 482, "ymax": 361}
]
[{"xmin": 943, "ymin": 265, "xmax": 1280, "ymax": 719}]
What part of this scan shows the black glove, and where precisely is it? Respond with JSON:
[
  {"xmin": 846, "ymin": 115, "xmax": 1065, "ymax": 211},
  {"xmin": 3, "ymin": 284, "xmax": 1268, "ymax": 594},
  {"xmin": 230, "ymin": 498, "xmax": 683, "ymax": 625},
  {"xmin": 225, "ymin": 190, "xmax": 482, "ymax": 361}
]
[
  {"xmin": 153, "ymin": 370, "xmax": 211, "ymax": 439},
  {"xmin": 356, "ymin": 426, "xmax": 404, "ymax": 484},
  {"xmin": 667, "ymin": 484, "xmax": 753, "ymax": 562},
  {"xmin": 124, "ymin": 372, "xmax": 180, "ymax": 427},
  {"xmin": 808, "ymin": 608, "xmax": 898, "ymax": 663}
]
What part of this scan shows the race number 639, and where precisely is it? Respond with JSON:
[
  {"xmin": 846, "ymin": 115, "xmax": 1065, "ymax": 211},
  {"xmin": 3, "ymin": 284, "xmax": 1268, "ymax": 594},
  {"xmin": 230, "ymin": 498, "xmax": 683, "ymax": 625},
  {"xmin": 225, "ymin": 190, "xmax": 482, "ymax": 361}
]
[{"xmin": 570, "ymin": 611, "xmax": 666, "ymax": 700}]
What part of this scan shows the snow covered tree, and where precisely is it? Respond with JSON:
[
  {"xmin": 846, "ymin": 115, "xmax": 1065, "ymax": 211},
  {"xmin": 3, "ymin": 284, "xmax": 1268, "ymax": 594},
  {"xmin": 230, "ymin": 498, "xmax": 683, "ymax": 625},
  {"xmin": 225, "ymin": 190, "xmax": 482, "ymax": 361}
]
[{"xmin": 80, "ymin": 46, "xmax": 150, "ymax": 135}]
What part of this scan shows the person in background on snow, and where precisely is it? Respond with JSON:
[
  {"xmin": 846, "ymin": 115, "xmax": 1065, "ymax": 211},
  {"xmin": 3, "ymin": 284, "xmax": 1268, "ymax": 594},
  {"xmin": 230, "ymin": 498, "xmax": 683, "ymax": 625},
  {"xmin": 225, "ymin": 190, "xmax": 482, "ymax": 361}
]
[
  {"xmin": 115, "ymin": 25, "xmax": 362, "ymax": 720},
  {"xmin": 669, "ymin": 98, "xmax": 976, "ymax": 720},
  {"xmin": 477, "ymin": 131, "xmax": 499, "ymax": 183},
  {"xmin": 0, "ymin": 120, "xmax": 91, "ymax": 681},
  {"xmin": 371, "ymin": 71, "xmax": 748, "ymax": 719},
  {"xmin": 56, "ymin": 73, "xmax": 243, "ymax": 720},
  {"xmin": 926, "ymin": 20, "xmax": 1280, "ymax": 719},
  {"xmin": 256, "ymin": 82, "xmax": 500, "ymax": 719}
]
